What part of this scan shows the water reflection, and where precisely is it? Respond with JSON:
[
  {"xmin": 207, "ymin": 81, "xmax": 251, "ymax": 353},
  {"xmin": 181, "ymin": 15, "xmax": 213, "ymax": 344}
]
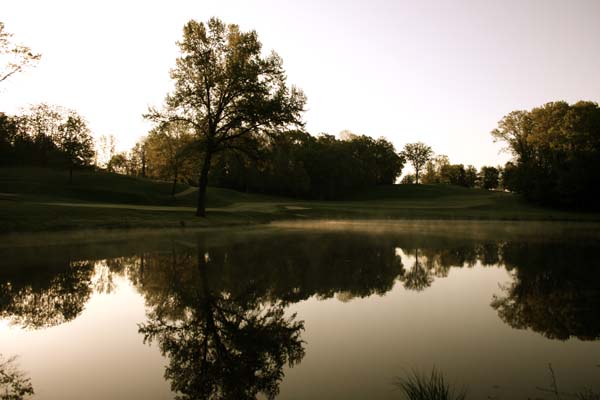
[
  {"xmin": 137, "ymin": 241, "xmax": 305, "ymax": 399},
  {"xmin": 491, "ymin": 241, "xmax": 600, "ymax": 341},
  {"xmin": 0, "ymin": 258, "xmax": 95, "ymax": 329},
  {"xmin": 1, "ymin": 227, "xmax": 599, "ymax": 398}
]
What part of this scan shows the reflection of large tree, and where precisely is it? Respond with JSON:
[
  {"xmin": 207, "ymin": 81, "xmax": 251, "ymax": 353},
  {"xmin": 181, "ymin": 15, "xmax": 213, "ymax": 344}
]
[
  {"xmin": 0, "ymin": 259, "xmax": 95, "ymax": 329},
  {"xmin": 491, "ymin": 241, "xmax": 600, "ymax": 341},
  {"xmin": 138, "ymin": 242, "xmax": 305, "ymax": 400},
  {"xmin": 401, "ymin": 249, "xmax": 433, "ymax": 291}
]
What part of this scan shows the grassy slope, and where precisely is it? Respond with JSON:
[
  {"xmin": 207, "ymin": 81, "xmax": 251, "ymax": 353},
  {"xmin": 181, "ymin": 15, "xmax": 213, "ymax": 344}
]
[{"xmin": 1, "ymin": 167, "xmax": 598, "ymax": 234}]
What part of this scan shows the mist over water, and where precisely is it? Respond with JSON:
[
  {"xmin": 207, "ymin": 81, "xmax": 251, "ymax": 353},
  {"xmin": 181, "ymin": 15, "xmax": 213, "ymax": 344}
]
[{"xmin": 1, "ymin": 222, "xmax": 599, "ymax": 399}]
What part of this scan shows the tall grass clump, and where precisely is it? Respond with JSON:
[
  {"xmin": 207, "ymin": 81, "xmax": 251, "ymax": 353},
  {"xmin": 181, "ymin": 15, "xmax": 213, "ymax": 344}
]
[{"xmin": 394, "ymin": 368, "xmax": 467, "ymax": 400}]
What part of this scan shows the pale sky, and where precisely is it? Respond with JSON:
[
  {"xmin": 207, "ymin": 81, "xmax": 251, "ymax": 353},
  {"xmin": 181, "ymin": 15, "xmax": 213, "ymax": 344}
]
[{"xmin": 1, "ymin": 0, "xmax": 599, "ymax": 169}]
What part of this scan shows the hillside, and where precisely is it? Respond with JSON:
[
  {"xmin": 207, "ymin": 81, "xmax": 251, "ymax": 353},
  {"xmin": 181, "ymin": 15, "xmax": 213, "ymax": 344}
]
[{"xmin": 1, "ymin": 167, "xmax": 598, "ymax": 234}]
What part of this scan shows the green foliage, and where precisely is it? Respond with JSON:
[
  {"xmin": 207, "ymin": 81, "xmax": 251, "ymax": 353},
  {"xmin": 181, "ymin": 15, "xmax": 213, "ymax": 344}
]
[
  {"xmin": 394, "ymin": 368, "xmax": 467, "ymax": 400},
  {"xmin": 492, "ymin": 101, "xmax": 600, "ymax": 209}
]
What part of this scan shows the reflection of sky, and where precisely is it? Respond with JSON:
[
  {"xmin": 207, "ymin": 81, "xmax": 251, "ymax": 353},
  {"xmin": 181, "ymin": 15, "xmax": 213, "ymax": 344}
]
[
  {"xmin": 282, "ymin": 266, "xmax": 599, "ymax": 400},
  {"xmin": 0, "ymin": 263, "xmax": 169, "ymax": 400},
  {"xmin": 1, "ymin": 248, "xmax": 600, "ymax": 399}
]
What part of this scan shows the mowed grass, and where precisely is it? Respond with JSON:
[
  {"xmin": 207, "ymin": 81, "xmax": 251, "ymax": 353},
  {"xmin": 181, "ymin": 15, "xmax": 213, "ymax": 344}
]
[{"xmin": 1, "ymin": 167, "xmax": 598, "ymax": 234}]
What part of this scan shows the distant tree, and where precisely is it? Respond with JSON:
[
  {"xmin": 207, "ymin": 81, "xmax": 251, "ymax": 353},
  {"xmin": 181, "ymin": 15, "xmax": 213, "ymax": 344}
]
[
  {"xmin": 421, "ymin": 155, "xmax": 449, "ymax": 184},
  {"xmin": 107, "ymin": 152, "xmax": 128, "ymax": 174},
  {"xmin": 479, "ymin": 166, "xmax": 500, "ymax": 190},
  {"xmin": 0, "ymin": 21, "xmax": 41, "ymax": 84},
  {"xmin": 96, "ymin": 134, "xmax": 116, "ymax": 168},
  {"xmin": 146, "ymin": 123, "xmax": 197, "ymax": 195},
  {"xmin": 130, "ymin": 139, "xmax": 148, "ymax": 177},
  {"xmin": 501, "ymin": 162, "xmax": 518, "ymax": 191},
  {"xmin": 17, "ymin": 103, "xmax": 64, "ymax": 165},
  {"xmin": 464, "ymin": 165, "xmax": 478, "ymax": 188},
  {"xmin": 401, "ymin": 142, "xmax": 432, "ymax": 184},
  {"xmin": 401, "ymin": 174, "xmax": 415, "ymax": 184},
  {"xmin": 146, "ymin": 17, "xmax": 306, "ymax": 216},
  {"xmin": 440, "ymin": 164, "xmax": 466, "ymax": 186},
  {"xmin": 57, "ymin": 114, "xmax": 95, "ymax": 183},
  {"xmin": 0, "ymin": 112, "xmax": 18, "ymax": 165}
]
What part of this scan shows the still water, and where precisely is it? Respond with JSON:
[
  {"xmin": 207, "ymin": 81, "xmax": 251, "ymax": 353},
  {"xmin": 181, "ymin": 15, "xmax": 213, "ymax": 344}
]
[{"xmin": 1, "ymin": 221, "xmax": 599, "ymax": 399}]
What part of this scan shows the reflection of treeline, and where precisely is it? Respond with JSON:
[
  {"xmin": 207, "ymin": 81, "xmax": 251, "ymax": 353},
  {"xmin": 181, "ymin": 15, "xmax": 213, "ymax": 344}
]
[
  {"xmin": 2, "ymin": 231, "xmax": 599, "ymax": 342},
  {"xmin": 0, "ymin": 250, "xmax": 139, "ymax": 329},
  {"xmin": 492, "ymin": 240, "xmax": 600, "ymax": 341},
  {"xmin": 138, "ymin": 233, "xmax": 403, "ymax": 305},
  {"xmin": 0, "ymin": 256, "xmax": 95, "ymax": 329}
]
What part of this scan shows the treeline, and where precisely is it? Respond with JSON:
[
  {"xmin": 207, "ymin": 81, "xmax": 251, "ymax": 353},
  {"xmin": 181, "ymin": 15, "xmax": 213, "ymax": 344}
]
[
  {"xmin": 401, "ymin": 155, "xmax": 503, "ymax": 190},
  {"xmin": 131, "ymin": 128, "xmax": 404, "ymax": 199},
  {"xmin": 0, "ymin": 104, "xmax": 94, "ymax": 182},
  {"xmin": 493, "ymin": 101, "xmax": 600, "ymax": 210},
  {"xmin": 210, "ymin": 131, "xmax": 404, "ymax": 199}
]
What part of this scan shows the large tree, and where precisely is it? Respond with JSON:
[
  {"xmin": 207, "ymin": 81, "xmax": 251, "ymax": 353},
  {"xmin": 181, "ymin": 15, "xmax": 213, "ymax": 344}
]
[
  {"xmin": 0, "ymin": 21, "xmax": 41, "ymax": 84},
  {"xmin": 401, "ymin": 142, "xmax": 433, "ymax": 184},
  {"xmin": 147, "ymin": 18, "xmax": 306, "ymax": 216}
]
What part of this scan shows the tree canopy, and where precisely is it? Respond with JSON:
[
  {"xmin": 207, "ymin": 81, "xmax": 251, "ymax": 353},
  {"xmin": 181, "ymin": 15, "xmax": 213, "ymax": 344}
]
[
  {"xmin": 401, "ymin": 142, "xmax": 432, "ymax": 184},
  {"xmin": 146, "ymin": 17, "xmax": 306, "ymax": 216},
  {"xmin": 493, "ymin": 101, "xmax": 600, "ymax": 209}
]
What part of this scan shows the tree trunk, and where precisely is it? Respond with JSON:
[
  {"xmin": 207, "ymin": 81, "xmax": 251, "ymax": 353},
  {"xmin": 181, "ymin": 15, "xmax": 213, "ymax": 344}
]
[
  {"xmin": 171, "ymin": 168, "xmax": 178, "ymax": 197},
  {"xmin": 196, "ymin": 151, "xmax": 213, "ymax": 217},
  {"xmin": 69, "ymin": 166, "xmax": 73, "ymax": 184},
  {"xmin": 415, "ymin": 167, "xmax": 419, "ymax": 184}
]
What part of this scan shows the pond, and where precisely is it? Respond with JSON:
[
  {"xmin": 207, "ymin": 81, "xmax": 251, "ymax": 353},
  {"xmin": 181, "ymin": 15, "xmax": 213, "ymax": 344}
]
[{"xmin": 1, "ymin": 221, "xmax": 599, "ymax": 399}]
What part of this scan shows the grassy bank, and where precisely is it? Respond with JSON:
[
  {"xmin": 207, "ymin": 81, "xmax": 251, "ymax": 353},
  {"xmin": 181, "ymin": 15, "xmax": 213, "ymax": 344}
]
[{"xmin": 1, "ymin": 167, "xmax": 599, "ymax": 234}]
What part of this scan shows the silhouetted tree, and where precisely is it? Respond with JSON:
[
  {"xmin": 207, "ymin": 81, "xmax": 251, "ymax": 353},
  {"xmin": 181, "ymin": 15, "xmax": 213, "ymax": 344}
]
[
  {"xmin": 0, "ymin": 112, "xmax": 18, "ymax": 165},
  {"xmin": 0, "ymin": 21, "xmax": 41, "ymax": 84},
  {"xmin": 138, "ymin": 243, "xmax": 305, "ymax": 400},
  {"xmin": 56, "ymin": 114, "xmax": 95, "ymax": 183},
  {"xmin": 464, "ymin": 165, "xmax": 478, "ymax": 188},
  {"xmin": 107, "ymin": 152, "xmax": 128, "ymax": 174},
  {"xmin": 440, "ymin": 163, "xmax": 466, "ymax": 186},
  {"xmin": 146, "ymin": 17, "xmax": 306, "ymax": 216},
  {"xmin": 479, "ymin": 166, "xmax": 499, "ymax": 190},
  {"xmin": 401, "ymin": 142, "xmax": 433, "ymax": 184}
]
